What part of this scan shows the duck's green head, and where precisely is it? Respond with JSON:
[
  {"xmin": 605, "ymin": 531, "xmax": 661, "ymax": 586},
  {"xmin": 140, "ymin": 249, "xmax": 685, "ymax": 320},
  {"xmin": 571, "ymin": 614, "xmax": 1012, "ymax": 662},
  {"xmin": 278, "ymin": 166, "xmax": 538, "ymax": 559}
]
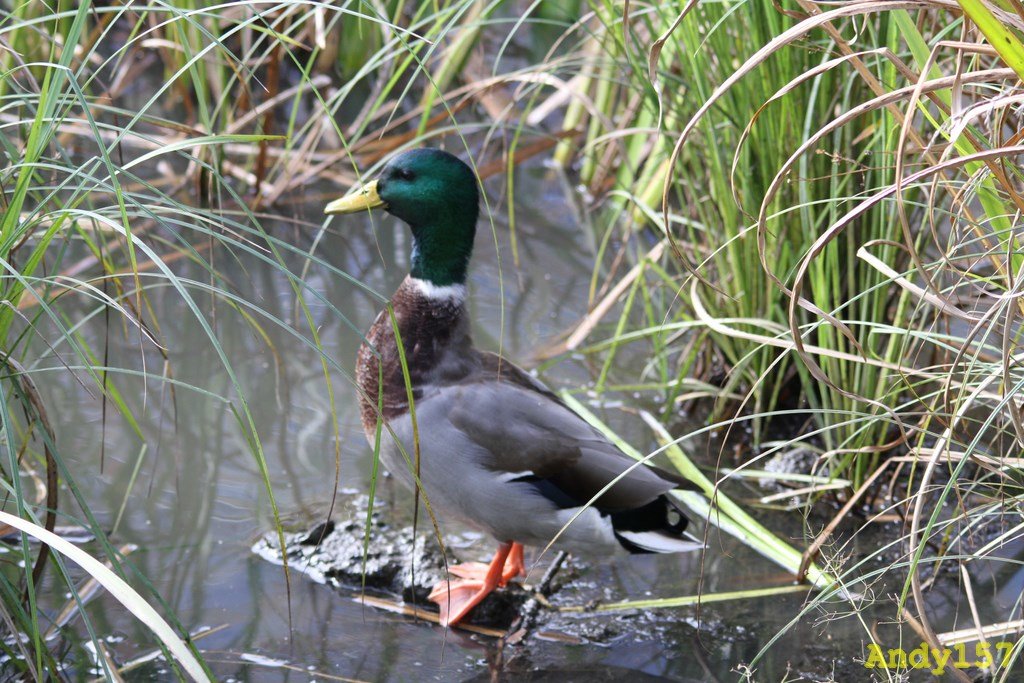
[{"xmin": 326, "ymin": 148, "xmax": 479, "ymax": 287}]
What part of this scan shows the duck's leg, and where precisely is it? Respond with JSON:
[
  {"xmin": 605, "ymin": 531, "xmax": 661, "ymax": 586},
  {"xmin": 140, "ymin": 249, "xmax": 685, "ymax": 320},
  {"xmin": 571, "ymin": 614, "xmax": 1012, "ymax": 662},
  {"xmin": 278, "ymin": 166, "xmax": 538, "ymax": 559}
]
[
  {"xmin": 503, "ymin": 542, "xmax": 525, "ymax": 583},
  {"xmin": 446, "ymin": 541, "xmax": 526, "ymax": 585},
  {"xmin": 428, "ymin": 542, "xmax": 515, "ymax": 626}
]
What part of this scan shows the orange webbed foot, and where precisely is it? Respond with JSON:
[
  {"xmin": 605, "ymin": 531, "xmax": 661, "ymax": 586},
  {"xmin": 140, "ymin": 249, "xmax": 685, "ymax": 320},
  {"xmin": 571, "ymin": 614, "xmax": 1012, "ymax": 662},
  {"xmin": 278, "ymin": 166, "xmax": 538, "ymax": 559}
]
[
  {"xmin": 446, "ymin": 562, "xmax": 491, "ymax": 580},
  {"xmin": 428, "ymin": 542, "xmax": 525, "ymax": 626},
  {"xmin": 447, "ymin": 542, "xmax": 526, "ymax": 587},
  {"xmin": 427, "ymin": 578, "xmax": 492, "ymax": 626}
]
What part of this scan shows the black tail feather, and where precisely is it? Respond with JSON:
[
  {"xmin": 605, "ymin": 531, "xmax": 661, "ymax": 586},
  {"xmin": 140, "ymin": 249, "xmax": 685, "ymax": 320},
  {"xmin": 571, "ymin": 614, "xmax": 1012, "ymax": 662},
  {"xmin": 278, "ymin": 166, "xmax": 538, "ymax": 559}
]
[{"xmin": 611, "ymin": 495, "xmax": 697, "ymax": 554}]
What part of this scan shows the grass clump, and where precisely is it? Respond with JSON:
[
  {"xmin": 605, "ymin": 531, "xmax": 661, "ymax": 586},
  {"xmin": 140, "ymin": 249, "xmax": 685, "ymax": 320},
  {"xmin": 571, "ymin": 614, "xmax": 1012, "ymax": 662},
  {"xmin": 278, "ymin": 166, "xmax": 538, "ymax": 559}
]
[
  {"xmin": 0, "ymin": 0, "xmax": 537, "ymax": 675},
  {"xmin": 521, "ymin": 1, "xmax": 1024, "ymax": 678},
  {"xmin": 532, "ymin": 1, "xmax": 909, "ymax": 485},
  {"xmin": 0, "ymin": 0, "xmax": 356, "ymax": 675}
]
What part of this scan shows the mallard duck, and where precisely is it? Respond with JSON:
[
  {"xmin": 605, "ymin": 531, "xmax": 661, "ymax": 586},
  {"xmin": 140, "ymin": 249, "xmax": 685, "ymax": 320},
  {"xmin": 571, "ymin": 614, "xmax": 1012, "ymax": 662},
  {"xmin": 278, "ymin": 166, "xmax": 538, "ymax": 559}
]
[{"xmin": 325, "ymin": 148, "xmax": 701, "ymax": 627}]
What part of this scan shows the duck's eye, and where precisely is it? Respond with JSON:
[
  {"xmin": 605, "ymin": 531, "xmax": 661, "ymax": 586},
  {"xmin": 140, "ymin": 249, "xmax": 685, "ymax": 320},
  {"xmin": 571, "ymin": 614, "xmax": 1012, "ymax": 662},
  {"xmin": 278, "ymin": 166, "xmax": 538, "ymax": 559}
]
[{"xmin": 396, "ymin": 168, "xmax": 415, "ymax": 181}]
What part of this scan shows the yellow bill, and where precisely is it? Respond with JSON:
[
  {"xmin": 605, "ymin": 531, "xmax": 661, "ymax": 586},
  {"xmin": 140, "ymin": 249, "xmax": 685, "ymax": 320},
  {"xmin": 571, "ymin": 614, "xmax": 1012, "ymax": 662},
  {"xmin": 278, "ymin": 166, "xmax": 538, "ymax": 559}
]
[{"xmin": 324, "ymin": 179, "xmax": 385, "ymax": 214}]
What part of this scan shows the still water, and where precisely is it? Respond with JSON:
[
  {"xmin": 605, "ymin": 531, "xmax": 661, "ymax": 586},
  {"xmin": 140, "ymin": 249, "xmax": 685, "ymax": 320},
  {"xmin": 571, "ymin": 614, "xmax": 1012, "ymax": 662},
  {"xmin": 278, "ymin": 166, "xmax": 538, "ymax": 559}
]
[{"xmin": 28, "ymin": 158, "xmax": 1023, "ymax": 681}]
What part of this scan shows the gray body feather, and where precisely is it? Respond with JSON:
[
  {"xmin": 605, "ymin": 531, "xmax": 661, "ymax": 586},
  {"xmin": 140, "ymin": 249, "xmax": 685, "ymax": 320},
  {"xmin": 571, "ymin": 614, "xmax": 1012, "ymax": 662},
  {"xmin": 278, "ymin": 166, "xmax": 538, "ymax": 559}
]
[{"xmin": 359, "ymin": 277, "xmax": 700, "ymax": 554}]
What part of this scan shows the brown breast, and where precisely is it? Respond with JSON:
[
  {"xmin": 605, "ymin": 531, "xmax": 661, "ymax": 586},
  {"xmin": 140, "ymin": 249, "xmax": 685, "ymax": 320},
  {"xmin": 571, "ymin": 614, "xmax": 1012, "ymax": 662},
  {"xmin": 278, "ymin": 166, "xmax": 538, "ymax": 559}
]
[{"xmin": 355, "ymin": 276, "xmax": 471, "ymax": 436}]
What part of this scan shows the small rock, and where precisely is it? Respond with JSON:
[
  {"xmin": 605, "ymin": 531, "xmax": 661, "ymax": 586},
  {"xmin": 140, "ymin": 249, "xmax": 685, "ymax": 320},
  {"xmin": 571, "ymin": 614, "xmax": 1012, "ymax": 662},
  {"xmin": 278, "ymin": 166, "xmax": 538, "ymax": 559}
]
[
  {"xmin": 252, "ymin": 496, "xmax": 447, "ymax": 602},
  {"xmin": 759, "ymin": 448, "xmax": 820, "ymax": 491},
  {"xmin": 252, "ymin": 495, "xmax": 527, "ymax": 626}
]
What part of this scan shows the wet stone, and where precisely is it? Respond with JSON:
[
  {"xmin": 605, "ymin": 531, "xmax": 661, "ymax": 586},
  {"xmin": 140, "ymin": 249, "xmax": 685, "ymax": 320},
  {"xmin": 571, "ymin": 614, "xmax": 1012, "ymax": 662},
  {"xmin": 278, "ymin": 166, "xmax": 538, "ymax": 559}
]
[
  {"xmin": 251, "ymin": 495, "xmax": 527, "ymax": 627},
  {"xmin": 252, "ymin": 497, "xmax": 446, "ymax": 603}
]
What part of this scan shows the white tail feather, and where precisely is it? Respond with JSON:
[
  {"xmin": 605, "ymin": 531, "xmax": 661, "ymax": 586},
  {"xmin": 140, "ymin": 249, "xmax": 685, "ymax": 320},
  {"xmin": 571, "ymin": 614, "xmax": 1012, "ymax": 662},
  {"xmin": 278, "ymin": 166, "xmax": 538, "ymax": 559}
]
[{"xmin": 617, "ymin": 530, "xmax": 704, "ymax": 553}]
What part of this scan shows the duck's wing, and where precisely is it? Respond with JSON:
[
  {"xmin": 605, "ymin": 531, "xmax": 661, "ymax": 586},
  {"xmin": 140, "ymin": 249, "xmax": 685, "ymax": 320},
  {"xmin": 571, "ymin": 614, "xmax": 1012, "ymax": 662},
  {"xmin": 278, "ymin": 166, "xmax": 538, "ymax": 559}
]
[{"xmin": 446, "ymin": 352, "xmax": 698, "ymax": 513}]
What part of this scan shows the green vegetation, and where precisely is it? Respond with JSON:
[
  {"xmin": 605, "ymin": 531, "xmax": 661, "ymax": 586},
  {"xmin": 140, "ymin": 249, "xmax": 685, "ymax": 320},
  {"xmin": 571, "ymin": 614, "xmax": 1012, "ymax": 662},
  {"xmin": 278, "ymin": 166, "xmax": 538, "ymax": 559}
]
[
  {"xmin": 536, "ymin": 2, "xmax": 1024, "ymax": 679},
  {"xmin": 0, "ymin": 0, "xmax": 1021, "ymax": 679}
]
